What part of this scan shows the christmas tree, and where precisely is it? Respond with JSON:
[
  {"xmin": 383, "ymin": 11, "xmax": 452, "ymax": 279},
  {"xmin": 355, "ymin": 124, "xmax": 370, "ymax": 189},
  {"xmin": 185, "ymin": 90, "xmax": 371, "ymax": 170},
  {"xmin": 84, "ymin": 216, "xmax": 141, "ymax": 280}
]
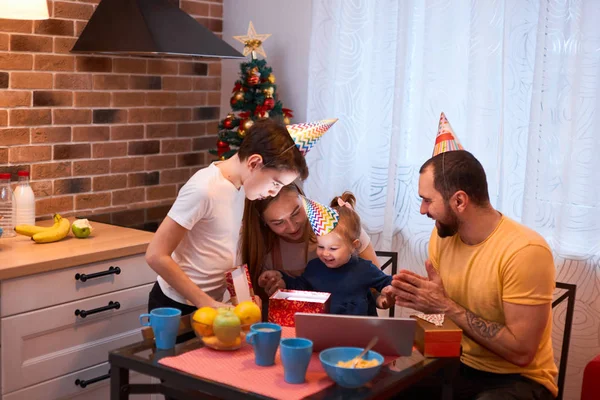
[{"xmin": 211, "ymin": 22, "xmax": 293, "ymax": 160}]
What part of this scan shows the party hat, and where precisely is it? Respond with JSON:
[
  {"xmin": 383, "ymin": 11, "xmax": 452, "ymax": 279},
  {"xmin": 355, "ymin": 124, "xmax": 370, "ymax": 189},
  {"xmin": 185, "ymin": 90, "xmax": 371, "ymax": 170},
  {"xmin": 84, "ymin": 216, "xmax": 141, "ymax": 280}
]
[
  {"xmin": 286, "ymin": 118, "xmax": 338, "ymax": 156},
  {"xmin": 433, "ymin": 112, "xmax": 464, "ymax": 156},
  {"xmin": 300, "ymin": 195, "xmax": 339, "ymax": 236}
]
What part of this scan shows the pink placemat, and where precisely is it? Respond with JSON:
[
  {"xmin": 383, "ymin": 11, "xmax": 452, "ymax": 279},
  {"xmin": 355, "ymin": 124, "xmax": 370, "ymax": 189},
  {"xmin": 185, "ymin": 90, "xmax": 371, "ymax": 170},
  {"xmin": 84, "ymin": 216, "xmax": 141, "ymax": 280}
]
[{"xmin": 159, "ymin": 327, "xmax": 334, "ymax": 400}]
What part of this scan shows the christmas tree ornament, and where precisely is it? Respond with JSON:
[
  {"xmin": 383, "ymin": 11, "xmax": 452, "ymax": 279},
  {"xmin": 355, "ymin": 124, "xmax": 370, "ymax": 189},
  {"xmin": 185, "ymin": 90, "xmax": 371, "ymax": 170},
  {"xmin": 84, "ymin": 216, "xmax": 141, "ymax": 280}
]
[
  {"xmin": 234, "ymin": 91, "xmax": 245, "ymax": 101},
  {"xmin": 223, "ymin": 113, "xmax": 235, "ymax": 129},
  {"xmin": 286, "ymin": 118, "xmax": 338, "ymax": 156},
  {"xmin": 283, "ymin": 108, "xmax": 293, "ymax": 125},
  {"xmin": 238, "ymin": 128, "xmax": 246, "ymax": 138},
  {"xmin": 246, "ymin": 67, "xmax": 261, "ymax": 86},
  {"xmin": 233, "ymin": 21, "xmax": 271, "ymax": 59},
  {"xmin": 242, "ymin": 119, "xmax": 254, "ymax": 131},
  {"xmin": 246, "ymin": 74, "xmax": 260, "ymax": 86},
  {"xmin": 263, "ymin": 97, "xmax": 275, "ymax": 110},
  {"xmin": 432, "ymin": 112, "xmax": 464, "ymax": 157},
  {"xmin": 232, "ymin": 82, "xmax": 243, "ymax": 93},
  {"xmin": 267, "ymin": 74, "xmax": 276, "ymax": 84},
  {"xmin": 300, "ymin": 196, "xmax": 339, "ymax": 236},
  {"xmin": 217, "ymin": 140, "xmax": 231, "ymax": 157},
  {"xmin": 262, "ymin": 87, "xmax": 274, "ymax": 98}
]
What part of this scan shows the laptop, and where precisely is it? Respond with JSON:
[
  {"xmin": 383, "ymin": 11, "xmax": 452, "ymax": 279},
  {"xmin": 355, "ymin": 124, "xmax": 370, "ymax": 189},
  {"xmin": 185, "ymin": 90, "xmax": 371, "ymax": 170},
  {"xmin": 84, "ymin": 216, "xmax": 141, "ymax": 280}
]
[{"xmin": 294, "ymin": 313, "xmax": 416, "ymax": 356}]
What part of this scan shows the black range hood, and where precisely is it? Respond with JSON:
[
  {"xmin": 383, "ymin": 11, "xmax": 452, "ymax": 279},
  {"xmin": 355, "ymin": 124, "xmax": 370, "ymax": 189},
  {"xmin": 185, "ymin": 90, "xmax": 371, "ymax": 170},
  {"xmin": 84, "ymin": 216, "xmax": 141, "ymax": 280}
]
[{"xmin": 71, "ymin": 0, "xmax": 244, "ymax": 58}]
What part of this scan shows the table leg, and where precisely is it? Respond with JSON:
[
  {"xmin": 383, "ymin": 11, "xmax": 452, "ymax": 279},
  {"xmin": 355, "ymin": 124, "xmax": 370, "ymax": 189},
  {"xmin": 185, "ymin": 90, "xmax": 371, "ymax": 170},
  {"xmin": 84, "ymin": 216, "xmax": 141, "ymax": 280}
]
[
  {"xmin": 441, "ymin": 360, "xmax": 460, "ymax": 400},
  {"xmin": 110, "ymin": 365, "xmax": 129, "ymax": 400}
]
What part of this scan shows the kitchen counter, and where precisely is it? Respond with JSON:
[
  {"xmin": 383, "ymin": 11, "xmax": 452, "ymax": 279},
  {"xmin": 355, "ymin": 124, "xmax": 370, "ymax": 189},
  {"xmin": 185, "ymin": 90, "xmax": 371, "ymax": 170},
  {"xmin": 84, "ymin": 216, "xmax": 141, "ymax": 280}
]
[{"xmin": 0, "ymin": 218, "xmax": 154, "ymax": 280}]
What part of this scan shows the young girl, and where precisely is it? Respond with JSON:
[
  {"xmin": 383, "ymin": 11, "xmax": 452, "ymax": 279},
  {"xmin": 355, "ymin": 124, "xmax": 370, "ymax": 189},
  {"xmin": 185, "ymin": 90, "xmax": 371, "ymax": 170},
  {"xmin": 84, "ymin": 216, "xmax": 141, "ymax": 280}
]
[
  {"xmin": 258, "ymin": 192, "xmax": 394, "ymax": 316},
  {"xmin": 145, "ymin": 118, "xmax": 334, "ymax": 315},
  {"xmin": 240, "ymin": 183, "xmax": 384, "ymax": 307}
]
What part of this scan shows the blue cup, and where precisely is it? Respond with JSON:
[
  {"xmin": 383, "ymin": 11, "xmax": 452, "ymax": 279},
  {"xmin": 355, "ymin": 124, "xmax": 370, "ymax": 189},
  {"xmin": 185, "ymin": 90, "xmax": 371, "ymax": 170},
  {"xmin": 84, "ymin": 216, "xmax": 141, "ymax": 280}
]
[
  {"xmin": 246, "ymin": 322, "xmax": 282, "ymax": 366},
  {"xmin": 139, "ymin": 307, "xmax": 182, "ymax": 350},
  {"xmin": 280, "ymin": 338, "xmax": 313, "ymax": 384}
]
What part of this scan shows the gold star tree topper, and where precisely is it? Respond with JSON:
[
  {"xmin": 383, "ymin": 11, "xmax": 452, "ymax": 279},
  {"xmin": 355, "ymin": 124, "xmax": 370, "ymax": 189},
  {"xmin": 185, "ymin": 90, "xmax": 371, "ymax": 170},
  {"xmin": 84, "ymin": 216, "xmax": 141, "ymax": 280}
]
[{"xmin": 233, "ymin": 21, "xmax": 271, "ymax": 59}]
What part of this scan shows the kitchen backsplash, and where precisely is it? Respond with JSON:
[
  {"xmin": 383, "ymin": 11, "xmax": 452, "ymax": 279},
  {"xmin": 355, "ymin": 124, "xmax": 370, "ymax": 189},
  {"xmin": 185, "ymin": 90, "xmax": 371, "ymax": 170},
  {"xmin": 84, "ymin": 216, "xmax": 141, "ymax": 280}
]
[{"xmin": 0, "ymin": 0, "xmax": 223, "ymax": 229}]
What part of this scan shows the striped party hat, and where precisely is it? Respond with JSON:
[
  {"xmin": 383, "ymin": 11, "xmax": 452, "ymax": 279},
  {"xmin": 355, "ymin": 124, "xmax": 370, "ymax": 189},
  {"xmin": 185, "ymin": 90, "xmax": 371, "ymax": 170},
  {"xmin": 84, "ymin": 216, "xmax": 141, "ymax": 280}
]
[
  {"xmin": 300, "ymin": 195, "xmax": 339, "ymax": 236},
  {"xmin": 433, "ymin": 112, "xmax": 464, "ymax": 156},
  {"xmin": 286, "ymin": 118, "xmax": 338, "ymax": 156}
]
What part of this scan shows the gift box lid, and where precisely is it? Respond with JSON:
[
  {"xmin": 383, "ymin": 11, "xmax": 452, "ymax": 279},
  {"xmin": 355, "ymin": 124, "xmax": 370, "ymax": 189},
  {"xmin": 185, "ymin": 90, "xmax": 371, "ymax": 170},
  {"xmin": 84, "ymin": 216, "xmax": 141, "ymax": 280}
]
[
  {"xmin": 225, "ymin": 264, "xmax": 255, "ymax": 305},
  {"xmin": 269, "ymin": 289, "xmax": 331, "ymax": 303}
]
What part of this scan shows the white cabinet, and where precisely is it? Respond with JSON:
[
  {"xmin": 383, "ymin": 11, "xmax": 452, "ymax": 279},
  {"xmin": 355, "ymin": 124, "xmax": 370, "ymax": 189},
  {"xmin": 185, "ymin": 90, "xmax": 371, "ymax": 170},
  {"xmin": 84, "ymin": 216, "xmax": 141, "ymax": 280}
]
[
  {"xmin": 3, "ymin": 362, "xmax": 155, "ymax": 400},
  {"xmin": 1, "ymin": 254, "xmax": 158, "ymax": 399},
  {"xmin": 1, "ymin": 254, "xmax": 157, "ymax": 317}
]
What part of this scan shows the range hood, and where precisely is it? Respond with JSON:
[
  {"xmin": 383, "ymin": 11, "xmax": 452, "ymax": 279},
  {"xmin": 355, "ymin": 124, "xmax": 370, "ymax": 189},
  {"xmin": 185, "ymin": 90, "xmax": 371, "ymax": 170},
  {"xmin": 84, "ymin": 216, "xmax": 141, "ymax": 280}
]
[{"xmin": 71, "ymin": 0, "xmax": 244, "ymax": 58}]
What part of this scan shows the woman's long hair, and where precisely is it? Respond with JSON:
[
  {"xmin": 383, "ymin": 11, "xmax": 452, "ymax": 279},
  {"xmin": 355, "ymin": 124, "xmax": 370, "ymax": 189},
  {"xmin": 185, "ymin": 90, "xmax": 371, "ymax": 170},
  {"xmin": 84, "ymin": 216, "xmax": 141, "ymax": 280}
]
[{"xmin": 240, "ymin": 182, "xmax": 311, "ymax": 299}]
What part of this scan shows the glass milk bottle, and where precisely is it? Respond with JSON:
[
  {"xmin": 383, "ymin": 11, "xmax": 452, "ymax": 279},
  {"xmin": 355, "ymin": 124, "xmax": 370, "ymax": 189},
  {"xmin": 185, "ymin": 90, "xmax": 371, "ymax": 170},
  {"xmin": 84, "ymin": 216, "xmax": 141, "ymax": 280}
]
[
  {"xmin": 0, "ymin": 173, "xmax": 16, "ymax": 238},
  {"xmin": 14, "ymin": 170, "xmax": 35, "ymax": 226}
]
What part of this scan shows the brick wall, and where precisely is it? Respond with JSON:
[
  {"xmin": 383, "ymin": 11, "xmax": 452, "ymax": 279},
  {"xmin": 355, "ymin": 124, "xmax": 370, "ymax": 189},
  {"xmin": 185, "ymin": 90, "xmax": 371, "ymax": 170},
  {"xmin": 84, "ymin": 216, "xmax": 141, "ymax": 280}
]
[{"xmin": 0, "ymin": 0, "xmax": 223, "ymax": 231}]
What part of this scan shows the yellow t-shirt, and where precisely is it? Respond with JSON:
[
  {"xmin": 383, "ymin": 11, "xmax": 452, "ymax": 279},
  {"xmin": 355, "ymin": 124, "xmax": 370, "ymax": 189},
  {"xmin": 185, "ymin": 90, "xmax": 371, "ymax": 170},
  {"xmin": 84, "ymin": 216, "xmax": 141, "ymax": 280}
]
[{"xmin": 428, "ymin": 215, "xmax": 558, "ymax": 397}]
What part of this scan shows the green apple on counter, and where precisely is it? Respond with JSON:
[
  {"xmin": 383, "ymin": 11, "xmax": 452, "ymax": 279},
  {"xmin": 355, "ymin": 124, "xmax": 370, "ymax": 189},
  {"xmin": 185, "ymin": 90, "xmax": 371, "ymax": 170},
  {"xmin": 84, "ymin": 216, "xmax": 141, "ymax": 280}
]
[{"xmin": 72, "ymin": 219, "xmax": 93, "ymax": 239}]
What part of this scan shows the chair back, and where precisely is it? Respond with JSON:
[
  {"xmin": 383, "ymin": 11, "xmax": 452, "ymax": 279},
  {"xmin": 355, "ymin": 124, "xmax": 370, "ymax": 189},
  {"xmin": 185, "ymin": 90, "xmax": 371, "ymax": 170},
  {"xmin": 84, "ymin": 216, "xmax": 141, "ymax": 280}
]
[
  {"xmin": 375, "ymin": 251, "xmax": 399, "ymax": 317},
  {"xmin": 552, "ymin": 282, "xmax": 576, "ymax": 400}
]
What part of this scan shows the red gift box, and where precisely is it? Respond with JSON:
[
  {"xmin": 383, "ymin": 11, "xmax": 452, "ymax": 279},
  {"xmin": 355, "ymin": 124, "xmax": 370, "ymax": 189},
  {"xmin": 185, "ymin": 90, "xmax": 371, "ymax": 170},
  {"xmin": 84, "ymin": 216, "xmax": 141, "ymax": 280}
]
[
  {"xmin": 268, "ymin": 289, "xmax": 331, "ymax": 327},
  {"xmin": 225, "ymin": 264, "xmax": 256, "ymax": 306}
]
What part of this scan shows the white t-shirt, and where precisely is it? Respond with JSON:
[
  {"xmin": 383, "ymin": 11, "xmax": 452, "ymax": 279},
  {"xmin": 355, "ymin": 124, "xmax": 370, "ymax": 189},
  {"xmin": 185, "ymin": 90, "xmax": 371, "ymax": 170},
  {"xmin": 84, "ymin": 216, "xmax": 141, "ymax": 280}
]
[
  {"xmin": 262, "ymin": 228, "xmax": 371, "ymax": 276},
  {"xmin": 157, "ymin": 163, "xmax": 245, "ymax": 304}
]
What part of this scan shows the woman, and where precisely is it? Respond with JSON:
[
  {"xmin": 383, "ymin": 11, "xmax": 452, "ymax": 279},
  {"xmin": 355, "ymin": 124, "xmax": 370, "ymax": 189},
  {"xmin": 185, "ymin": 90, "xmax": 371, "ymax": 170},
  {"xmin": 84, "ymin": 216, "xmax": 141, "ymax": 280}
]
[{"xmin": 240, "ymin": 183, "xmax": 385, "ymax": 313}]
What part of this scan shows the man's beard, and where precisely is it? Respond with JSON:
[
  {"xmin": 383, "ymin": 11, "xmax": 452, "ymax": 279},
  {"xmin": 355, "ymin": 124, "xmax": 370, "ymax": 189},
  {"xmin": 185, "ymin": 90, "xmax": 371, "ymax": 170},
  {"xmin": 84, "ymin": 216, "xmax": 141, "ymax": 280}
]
[{"xmin": 432, "ymin": 206, "xmax": 459, "ymax": 238}]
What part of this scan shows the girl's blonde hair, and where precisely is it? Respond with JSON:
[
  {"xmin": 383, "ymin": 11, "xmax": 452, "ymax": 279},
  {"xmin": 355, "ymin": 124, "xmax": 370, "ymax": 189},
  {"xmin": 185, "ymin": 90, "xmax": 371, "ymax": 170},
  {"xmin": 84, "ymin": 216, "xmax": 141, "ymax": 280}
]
[{"xmin": 329, "ymin": 191, "xmax": 361, "ymax": 247}]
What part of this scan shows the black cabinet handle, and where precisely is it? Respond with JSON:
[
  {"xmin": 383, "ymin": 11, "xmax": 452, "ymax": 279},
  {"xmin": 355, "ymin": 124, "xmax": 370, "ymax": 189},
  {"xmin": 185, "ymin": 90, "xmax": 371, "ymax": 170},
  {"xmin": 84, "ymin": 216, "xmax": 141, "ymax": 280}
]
[
  {"xmin": 75, "ymin": 369, "xmax": 110, "ymax": 388},
  {"xmin": 75, "ymin": 266, "xmax": 121, "ymax": 282},
  {"xmin": 75, "ymin": 301, "xmax": 120, "ymax": 318}
]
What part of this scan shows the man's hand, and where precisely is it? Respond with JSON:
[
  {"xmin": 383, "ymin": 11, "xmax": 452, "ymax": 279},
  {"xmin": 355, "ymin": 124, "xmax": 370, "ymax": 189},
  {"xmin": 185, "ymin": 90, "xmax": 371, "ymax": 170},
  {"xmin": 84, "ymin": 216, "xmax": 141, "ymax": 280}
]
[
  {"xmin": 389, "ymin": 260, "xmax": 453, "ymax": 314},
  {"xmin": 258, "ymin": 270, "xmax": 285, "ymax": 296}
]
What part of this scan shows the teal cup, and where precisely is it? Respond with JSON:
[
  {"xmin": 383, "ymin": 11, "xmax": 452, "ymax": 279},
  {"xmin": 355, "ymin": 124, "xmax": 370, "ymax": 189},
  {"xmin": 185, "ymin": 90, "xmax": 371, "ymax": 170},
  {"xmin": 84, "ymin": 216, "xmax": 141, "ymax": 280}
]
[
  {"xmin": 246, "ymin": 322, "xmax": 282, "ymax": 366},
  {"xmin": 139, "ymin": 307, "xmax": 181, "ymax": 350},
  {"xmin": 280, "ymin": 338, "xmax": 313, "ymax": 384}
]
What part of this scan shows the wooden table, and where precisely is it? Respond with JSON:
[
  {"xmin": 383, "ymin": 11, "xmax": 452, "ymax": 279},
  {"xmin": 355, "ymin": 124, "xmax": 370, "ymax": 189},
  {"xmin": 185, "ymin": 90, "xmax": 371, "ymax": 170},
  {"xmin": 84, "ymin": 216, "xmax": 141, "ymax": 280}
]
[
  {"xmin": 109, "ymin": 334, "xmax": 459, "ymax": 400},
  {"xmin": 0, "ymin": 217, "xmax": 153, "ymax": 280}
]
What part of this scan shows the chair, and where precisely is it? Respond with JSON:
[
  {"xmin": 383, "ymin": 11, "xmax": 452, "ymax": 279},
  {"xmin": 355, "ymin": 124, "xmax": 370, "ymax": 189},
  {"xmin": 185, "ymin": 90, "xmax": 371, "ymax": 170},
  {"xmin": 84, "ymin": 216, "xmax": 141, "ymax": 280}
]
[
  {"xmin": 552, "ymin": 282, "xmax": 576, "ymax": 400},
  {"xmin": 581, "ymin": 354, "xmax": 600, "ymax": 400},
  {"xmin": 375, "ymin": 250, "xmax": 398, "ymax": 317}
]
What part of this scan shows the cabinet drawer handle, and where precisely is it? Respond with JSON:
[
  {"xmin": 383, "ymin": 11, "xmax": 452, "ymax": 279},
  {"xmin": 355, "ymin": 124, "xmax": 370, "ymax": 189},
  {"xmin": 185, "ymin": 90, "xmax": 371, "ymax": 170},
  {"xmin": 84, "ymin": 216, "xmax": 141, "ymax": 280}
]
[
  {"xmin": 75, "ymin": 266, "xmax": 121, "ymax": 282},
  {"xmin": 75, "ymin": 301, "xmax": 120, "ymax": 318},
  {"xmin": 75, "ymin": 369, "xmax": 110, "ymax": 388}
]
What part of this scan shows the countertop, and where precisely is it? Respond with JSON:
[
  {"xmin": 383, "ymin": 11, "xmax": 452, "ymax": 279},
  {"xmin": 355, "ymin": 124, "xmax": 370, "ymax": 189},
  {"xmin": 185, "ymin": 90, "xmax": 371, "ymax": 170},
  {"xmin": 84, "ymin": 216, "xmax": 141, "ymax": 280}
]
[{"xmin": 0, "ymin": 218, "xmax": 154, "ymax": 280}]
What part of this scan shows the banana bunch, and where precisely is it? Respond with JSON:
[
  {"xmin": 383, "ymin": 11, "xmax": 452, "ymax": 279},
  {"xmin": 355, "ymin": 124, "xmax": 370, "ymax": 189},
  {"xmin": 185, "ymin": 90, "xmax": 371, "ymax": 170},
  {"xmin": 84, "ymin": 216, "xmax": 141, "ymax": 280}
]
[{"xmin": 15, "ymin": 214, "xmax": 71, "ymax": 244}]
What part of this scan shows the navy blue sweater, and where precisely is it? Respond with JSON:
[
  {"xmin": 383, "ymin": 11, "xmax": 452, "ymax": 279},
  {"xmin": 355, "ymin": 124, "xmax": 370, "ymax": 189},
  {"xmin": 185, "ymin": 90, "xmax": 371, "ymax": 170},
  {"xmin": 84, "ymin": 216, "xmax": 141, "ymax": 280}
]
[{"xmin": 281, "ymin": 256, "xmax": 392, "ymax": 316}]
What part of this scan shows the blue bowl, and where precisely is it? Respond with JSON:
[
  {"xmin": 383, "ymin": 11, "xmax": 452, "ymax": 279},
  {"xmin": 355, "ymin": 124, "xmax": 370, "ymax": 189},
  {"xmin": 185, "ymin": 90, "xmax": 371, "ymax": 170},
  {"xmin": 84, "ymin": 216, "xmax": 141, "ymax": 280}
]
[{"xmin": 319, "ymin": 347, "xmax": 384, "ymax": 388}]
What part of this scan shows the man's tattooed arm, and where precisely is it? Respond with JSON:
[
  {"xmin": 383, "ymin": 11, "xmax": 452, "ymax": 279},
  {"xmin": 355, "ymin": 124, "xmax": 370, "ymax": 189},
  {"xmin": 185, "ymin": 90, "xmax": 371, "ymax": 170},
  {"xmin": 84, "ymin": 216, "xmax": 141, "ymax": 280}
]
[{"xmin": 465, "ymin": 310, "xmax": 503, "ymax": 339}]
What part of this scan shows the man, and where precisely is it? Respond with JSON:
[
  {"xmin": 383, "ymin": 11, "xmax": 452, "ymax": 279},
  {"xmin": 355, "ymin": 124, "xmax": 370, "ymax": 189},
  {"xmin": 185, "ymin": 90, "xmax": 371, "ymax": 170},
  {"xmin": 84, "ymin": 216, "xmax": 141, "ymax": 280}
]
[{"xmin": 385, "ymin": 113, "xmax": 557, "ymax": 399}]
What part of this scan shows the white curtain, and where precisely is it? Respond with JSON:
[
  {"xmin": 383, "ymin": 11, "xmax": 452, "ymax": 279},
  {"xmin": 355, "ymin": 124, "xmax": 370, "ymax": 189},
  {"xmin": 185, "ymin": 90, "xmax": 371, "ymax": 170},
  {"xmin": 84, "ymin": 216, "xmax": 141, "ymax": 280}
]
[{"xmin": 304, "ymin": 1, "xmax": 600, "ymax": 399}]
